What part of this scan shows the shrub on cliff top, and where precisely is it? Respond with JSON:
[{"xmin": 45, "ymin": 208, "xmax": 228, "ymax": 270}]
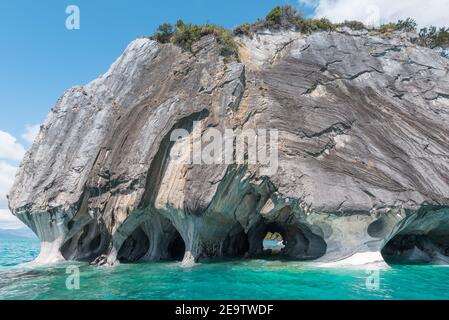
[
  {"xmin": 265, "ymin": 6, "xmax": 283, "ymax": 25},
  {"xmin": 337, "ymin": 20, "xmax": 366, "ymax": 31},
  {"xmin": 379, "ymin": 18, "xmax": 417, "ymax": 33},
  {"xmin": 152, "ymin": 23, "xmax": 174, "ymax": 43},
  {"xmin": 151, "ymin": 7, "xmax": 448, "ymax": 56},
  {"xmin": 151, "ymin": 20, "xmax": 238, "ymax": 58},
  {"xmin": 265, "ymin": 5, "xmax": 303, "ymax": 29},
  {"xmin": 397, "ymin": 18, "xmax": 418, "ymax": 32},
  {"xmin": 301, "ymin": 18, "xmax": 336, "ymax": 33},
  {"xmin": 419, "ymin": 26, "xmax": 449, "ymax": 48},
  {"xmin": 233, "ymin": 22, "xmax": 252, "ymax": 37},
  {"xmin": 377, "ymin": 18, "xmax": 448, "ymax": 49},
  {"xmin": 379, "ymin": 22, "xmax": 398, "ymax": 33},
  {"xmin": 233, "ymin": 5, "xmax": 336, "ymax": 36}
]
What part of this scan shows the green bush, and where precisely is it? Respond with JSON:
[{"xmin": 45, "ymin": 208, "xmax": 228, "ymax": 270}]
[
  {"xmin": 419, "ymin": 26, "xmax": 449, "ymax": 48},
  {"xmin": 171, "ymin": 22, "xmax": 203, "ymax": 51},
  {"xmin": 176, "ymin": 19, "xmax": 186, "ymax": 29},
  {"xmin": 397, "ymin": 18, "xmax": 417, "ymax": 32},
  {"xmin": 300, "ymin": 18, "xmax": 336, "ymax": 33},
  {"xmin": 300, "ymin": 19, "xmax": 318, "ymax": 33},
  {"xmin": 152, "ymin": 23, "xmax": 174, "ymax": 43},
  {"xmin": 199, "ymin": 24, "xmax": 238, "ymax": 57},
  {"xmin": 233, "ymin": 22, "xmax": 252, "ymax": 37},
  {"xmin": 379, "ymin": 18, "xmax": 417, "ymax": 33},
  {"xmin": 266, "ymin": 6, "xmax": 283, "ymax": 25},
  {"xmin": 379, "ymin": 22, "xmax": 398, "ymax": 33},
  {"xmin": 151, "ymin": 20, "xmax": 238, "ymax": 58},
  {"xmin": 234, "ymin": 5, "xmax": 335, "ymax": 35},
  {"xmin": 314, "ymin": 18, "xmax": 336, "ymax": 31},
  {"xmin": 434, "ymin": 28, "xmax": 449, "ymax": 47},
  {"xmin": 376, "ymin": 18, "xmax": 449, "ymax": 49},
  {"xmin": 151, "ymin": 7, "xmax": 448, "ymax": 58},
  {"xmin": 338, "ymin": 20, "xmax": 366, "ymax": 30},
  {"xmin": 266, "ymin": 5, "xmax": 302, "ymax": 28}
]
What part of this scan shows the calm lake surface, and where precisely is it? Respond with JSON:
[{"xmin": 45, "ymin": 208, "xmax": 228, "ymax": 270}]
[{"xmin": 1, "ymin": 238, "xmax": 449, "ymax": 300}]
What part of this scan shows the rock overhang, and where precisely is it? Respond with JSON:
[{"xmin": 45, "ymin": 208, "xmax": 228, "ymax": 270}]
[{"xmin": 8, "ymin": 30, "xmax": 449, "ymax": 267}]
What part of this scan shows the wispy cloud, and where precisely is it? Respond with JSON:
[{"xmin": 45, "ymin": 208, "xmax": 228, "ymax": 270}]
[
  {"xmin": 299, "ymin": 0, "xmax": 449, "ymax": 27},
  {"xmin": 0, "ymin": 131, "xmax": 26, "ymax": 162},
  {"xmin": 0, "ymin": 209, "xmax": 25, "ymax": 229},
  {"xmin": 0, "ymin": 126, "xmax": 39, "ymax": 230},
  {"xmin": 21, "ymin": 124, "xmax": 40, "ymax": 144},
  {"xmin": 0, "ymin": 160, "xmax": 17, "ymax": 208}
]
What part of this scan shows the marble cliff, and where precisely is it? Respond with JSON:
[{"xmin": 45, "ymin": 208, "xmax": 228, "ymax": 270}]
[{"xmin": 8, "ymin": 28, "xmax": 449, "ymax": 267}]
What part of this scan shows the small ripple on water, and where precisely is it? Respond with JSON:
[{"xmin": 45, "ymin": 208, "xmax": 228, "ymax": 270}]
[{"xmin": 2, "ymin": 239, "xmax": 449, "ymax": 299}]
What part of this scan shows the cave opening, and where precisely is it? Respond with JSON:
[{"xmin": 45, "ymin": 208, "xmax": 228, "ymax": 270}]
[
  {"xmin": 89, "ymin": 234, "xmax": 102, "ymax": 251},
  {"xmin": 382, "ymin": 231, "xmax": 449, "ymax": 265},
  {"xmin": 252, "ymin": 221, "xmax": 327, "ymax": 260},
  {"xmin": 117, "ymin": 226, "xmax": 150, "ymax": 263},
  {"xmin": 61, "ymin": 221, "xmax": 108, "ymax": 262},
  {"xmin": 222, "ymin": 225, "xmax": 250, "ymax": 258},
  {"xmin": 168, "ymin": 231, "xmax": 186, "ymax": 261},
  {"xmin": 262, "ymin": 225, "xmax": 286, "ymax": 256}
]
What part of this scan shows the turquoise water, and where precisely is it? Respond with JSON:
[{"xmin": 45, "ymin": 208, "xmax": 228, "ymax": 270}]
[
  {"xmin": 1, "ymin": 238, "xmax": 449, "ymax": 300},
  {"xmin": 0, "ymin": 239, "xmax": 40, "ymax": 267}
]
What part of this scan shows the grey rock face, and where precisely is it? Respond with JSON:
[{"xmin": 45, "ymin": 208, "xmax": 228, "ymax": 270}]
[{"xmin": 8, "ymin": 30, "xmax": 449, "ymax": 267}]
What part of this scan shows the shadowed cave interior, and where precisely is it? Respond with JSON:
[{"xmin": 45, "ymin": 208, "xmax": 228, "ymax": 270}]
[
  {"xmin": 116, "ymin": 222, "xmax": 187, "ymax": 263},
  {"xmin": 251, "ymin": 222, "xmax": 327, "ymax": 260},
  {"xmin": 168, "ymin": 231, "xmax": 186, "ymax": 261},
  {"xmin": 61, "ymin": 221, "xmax": 109, "ymax": 262},
  {"xmin": 118, "ymin": 226, "xmax": 150, "ymax": 263},
  {"xmin": 381, "ymin": 219, "xmax": 449, "ymax": 265},
  {"xmin": 59, "ymin": 212, "xmax": 449, "ymax": 266}
]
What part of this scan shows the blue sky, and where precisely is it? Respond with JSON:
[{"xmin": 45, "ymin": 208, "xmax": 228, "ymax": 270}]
[
  {"xmin": 0, "ymin": 0, "xmax": 313, "ymax": 139},
  {"xmin": 2, "ymin": 0, "xmax": 447, "ymax": 141}
]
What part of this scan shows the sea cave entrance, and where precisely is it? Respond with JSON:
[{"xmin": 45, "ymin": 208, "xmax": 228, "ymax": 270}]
[
  {"xmin": 381, "ymin": 213, "xmax": 449, "ymax": 265},
  {"xmin": 261, "ymin": 224, "xmax": 287, "ymax": 257},
  {"xmin": 118, "ymin": 226, "xmax": 150, "ymax": 263},
  {"xmin": 61, "ymin": 220, "xmax": 109, "ymax": 262},
  {"xmin": 251, "ymin": 221, "xmax": 327, "ymax": 260},
  {"xmin": 168, "ymin": 231, "xmax": 186, "ymax": 261},
  {"xmin": 382, "ymin": 232, "xmax": 449, "ymax": 265},
  {"xmin": 263, "ymin": 232, "xmax": 286, "ymax": 254}
]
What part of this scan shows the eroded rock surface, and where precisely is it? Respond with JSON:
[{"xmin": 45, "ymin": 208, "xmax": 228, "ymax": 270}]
[{"xmin": 8, "ymin": 29, "xmax": 449, "ymax": 266}]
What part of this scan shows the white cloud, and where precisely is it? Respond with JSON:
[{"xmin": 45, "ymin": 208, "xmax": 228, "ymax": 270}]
[
  {"xmin": 0, "ymin": 130, "xmax": 26, "ymax": 162},
  {"xmin": 0, "ymin": 128, "xmax": 27, "ymax": 229},
  {"xmin": 0, "ymin": 209, "xmax": 25, "ymax": 229},
  {"xmin": 299, "ymin": 0, "xmax": 449, "ymax": 27},
  {"xmin": 0, "ymin": 160, "xmax": 18, "ymax": 208},
  {"xmin": 21, "ymin": 124, "xmax": 40, "ymax": 144},
  {"xmin": 299, "ymin": 0, "xmax": 320, "ymax": 6}
]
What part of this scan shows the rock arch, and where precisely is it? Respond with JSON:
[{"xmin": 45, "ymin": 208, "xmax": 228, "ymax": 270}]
[{"xmin": 381, "ymin": 208, "xmax": 449, "ymax": 265}]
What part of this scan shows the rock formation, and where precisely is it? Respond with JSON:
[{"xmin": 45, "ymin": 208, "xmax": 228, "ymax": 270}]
[{"xmin": 8, "ymin": 28, "xmax": 449, "ymax": 267}]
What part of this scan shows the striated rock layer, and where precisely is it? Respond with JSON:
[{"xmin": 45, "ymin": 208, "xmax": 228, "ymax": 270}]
[{"xmin": 9, "ymin": 29, "xmax": 449, "ymax": 267}]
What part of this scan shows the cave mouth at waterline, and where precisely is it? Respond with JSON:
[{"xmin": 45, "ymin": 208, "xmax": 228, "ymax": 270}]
[
  {"xmin": 381, "ymin": 232, "xmax": 449, "ymax": 266},
  {"xmin": 168, "ymin": 231, "xmax": 186, "ymax": 261},
  {"xmin": 60, "ymin": 221, "xmax": 109, "ymax": 262},
  {"xmin": 118, "ymin": 226, "xmax": 150, "ymax": 263},
  {"xmin": 256, "ymin": 222, "xmax": 327, "ymax": 260}
]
